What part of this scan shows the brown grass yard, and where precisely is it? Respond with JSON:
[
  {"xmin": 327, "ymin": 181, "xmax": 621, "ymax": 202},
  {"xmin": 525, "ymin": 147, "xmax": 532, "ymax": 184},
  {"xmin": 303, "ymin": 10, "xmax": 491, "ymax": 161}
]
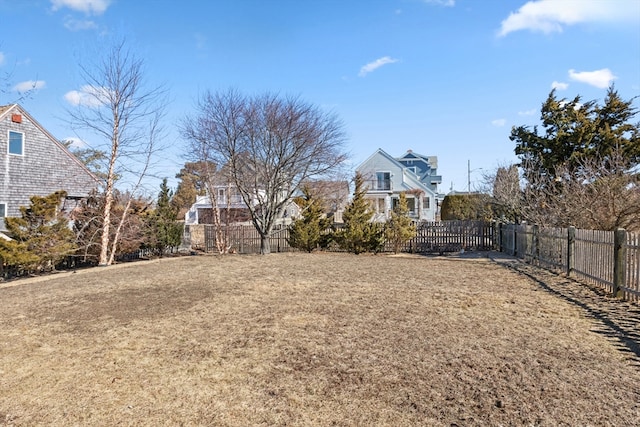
[{"xmin": 1, "ymin": 252, "xmax": 639, "ymax": 426}]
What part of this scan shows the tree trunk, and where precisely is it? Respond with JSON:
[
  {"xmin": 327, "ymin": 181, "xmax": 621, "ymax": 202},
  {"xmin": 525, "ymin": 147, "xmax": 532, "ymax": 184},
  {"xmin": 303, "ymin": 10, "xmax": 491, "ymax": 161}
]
[
  {"xmin": 99, "ymin": 118, "xmax": 120, "ymax": 266},
  {"xmin": 260, "ymin": 233, "xmax": 271, "ymax": 255},
  {"xmin": 99, "ymin": 189, "xmax": 113, "ymax": 266},
  {"xmin": 107, "ymin": 197, "xmax": 132, "ymax": 265}
]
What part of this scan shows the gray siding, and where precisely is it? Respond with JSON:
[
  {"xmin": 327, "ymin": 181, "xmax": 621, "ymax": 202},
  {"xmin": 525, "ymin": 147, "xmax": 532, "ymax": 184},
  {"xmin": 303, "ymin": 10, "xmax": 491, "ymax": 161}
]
[{"xmin": 0, "ymin": 106, "xmax": 98, "ymax": 230}]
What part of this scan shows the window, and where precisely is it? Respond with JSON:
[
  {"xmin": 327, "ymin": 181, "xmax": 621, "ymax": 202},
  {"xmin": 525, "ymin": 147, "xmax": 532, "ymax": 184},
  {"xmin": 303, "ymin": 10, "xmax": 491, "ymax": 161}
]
[
  {"xmin": 376, "ymin": 172, "xmax": 391, "ymax": 190},
  {"xmin": 393, "ymin": 197, "xmax": 416, "ymax": 214},
  {"xmin": 0, "ymin": 203, "xmax": 5, "ymax": 217},
  {"xmin": 8, "ymin": 131, "xmax": 24, "ymax": 155},
  {"xmin": 406, "ymin": 197, "xmax": 416, "ymax": 213},
  {"xmin": 217, "ymin": 188, "xmax": 226, "ymax": 204},
  {"xmin": 423, "ymin": 197, "xmax": 430, "ymax": 209}
]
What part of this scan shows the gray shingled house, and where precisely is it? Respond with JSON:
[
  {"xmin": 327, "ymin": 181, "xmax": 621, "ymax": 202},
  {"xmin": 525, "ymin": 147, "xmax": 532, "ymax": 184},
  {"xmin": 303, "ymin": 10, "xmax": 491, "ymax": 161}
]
[{"xmin": 0, "ymin": 104, "xmax": 99, "ymax": 231}]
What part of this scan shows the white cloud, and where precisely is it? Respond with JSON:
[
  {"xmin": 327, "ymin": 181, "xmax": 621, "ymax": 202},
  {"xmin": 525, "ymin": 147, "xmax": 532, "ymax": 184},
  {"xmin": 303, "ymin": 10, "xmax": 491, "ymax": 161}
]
[
  {"xmin": 64, "ymin": 84, "xmax": 110, "ymax": 107},
  {"xmin": 551, "ymin": 81, "xmax": 569, "ymax": 90},
  {"xmin": 64, "ymin": 17, "xmax": 98, "ymax": 31},
  {"xmin": 518, "ymin": 109, "xmax": 537, "ymax": 116},
  {"xmin": 358, "ymin": 56, "xmax": 399, "ymax": 77},
  {"xmin": 492, "ymin": 119, "xmax": 507, "ymax": 127},
  {"xmin": 0, "ymin": 52, "xmax": 5, "ymax": 67},
  {"xmin": 63, "ymin": 137, "xmax": 87, "ymax": 149},
  {"xmin": 13, "ymin": 80, "xmax": 46, "ymax": 93},
  {"xmin": 568, "ymin": 68, "xmax": 616, "ymax": 89},
  {"xmin": 498, "ymin": 0, "xmax": 638, "ymax": 37},
  {"xmin": 51, "ymin": 0, "xmax": 111, "ymax": 15},
  {"xmin": 423, "ymin": 0, "xmax": 455, "ymax": 6}
]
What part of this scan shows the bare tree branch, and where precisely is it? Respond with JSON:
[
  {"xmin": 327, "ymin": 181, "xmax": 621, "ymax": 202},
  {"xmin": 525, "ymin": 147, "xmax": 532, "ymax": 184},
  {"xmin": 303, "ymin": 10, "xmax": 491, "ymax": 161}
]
[
  {"xmin": 183, "ymin": 89, "xmax": 349, "ymax": 254},
  {"xmin": 65, "ymin": 39, "xmax": 168, "ymax": 265}
]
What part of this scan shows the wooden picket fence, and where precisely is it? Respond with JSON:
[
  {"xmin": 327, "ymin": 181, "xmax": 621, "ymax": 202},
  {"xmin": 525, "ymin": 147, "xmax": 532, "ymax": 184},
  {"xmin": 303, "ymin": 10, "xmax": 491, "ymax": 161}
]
[
  {"xmin": 498, "ymin": 224, "xmax": 640, "ymax": 301},
  {"xmin": 185, "ymin": 221, "xmax": 494, "ymax": 255},
  {"xmin": 186, "ymin": 221, "xmax": 639, "ymax": 300}
]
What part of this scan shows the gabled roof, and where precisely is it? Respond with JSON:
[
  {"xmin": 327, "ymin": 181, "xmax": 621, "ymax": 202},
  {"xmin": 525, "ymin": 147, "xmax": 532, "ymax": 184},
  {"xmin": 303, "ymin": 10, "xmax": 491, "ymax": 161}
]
[
  {"xmin": 0, "ymin": 105, "xmax": 14, "ymax": 117},
  {"xmin": 357, "ymin": 148, "xmax": 436, "ymax": 196},
  {"xmin": 358, "ymin": 148, "xmax": 411, "ymax": 172},
  {"xmin": 0, "ymin": 104, "xmax": 100, "ymax": 185},
  {"xmin": 398, "ymin": 149, "xmax": 438, "ymax": 169}
]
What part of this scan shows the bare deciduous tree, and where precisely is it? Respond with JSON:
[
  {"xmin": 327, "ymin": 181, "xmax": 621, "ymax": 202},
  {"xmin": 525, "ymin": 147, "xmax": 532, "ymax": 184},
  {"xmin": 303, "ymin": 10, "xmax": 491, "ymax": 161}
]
[
  {"xmin": 180, "ymin": 119, "xmax": 229, "ymax": 254},
  {"xmin": 1, "ymin": 43, "xmax": 39, "ymax": 103},
  {"xmin": 183, "ymin": 89, "xmax": 348, "ymax": 254},
  {"xmin": 66, "ymin": 40, "xmax": 167, "ymax": 265},
  {"xmin": 480, "ymin": 164, "xmax": 522, "ymax": 223},
  {"xmin": 521, "ymin": 148, "xmax": 640, "ymax": 231}
]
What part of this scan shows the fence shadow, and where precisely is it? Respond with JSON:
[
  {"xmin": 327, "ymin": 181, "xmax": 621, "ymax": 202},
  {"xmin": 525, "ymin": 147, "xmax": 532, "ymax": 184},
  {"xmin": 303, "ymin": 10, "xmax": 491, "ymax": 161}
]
[{"xmin": 490, "ymin": 255, "xmax": 640, "ymax": 366}]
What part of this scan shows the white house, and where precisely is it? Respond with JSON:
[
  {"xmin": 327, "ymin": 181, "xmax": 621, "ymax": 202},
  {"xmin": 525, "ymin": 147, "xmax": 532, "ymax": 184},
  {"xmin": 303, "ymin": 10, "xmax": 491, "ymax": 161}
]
[
  {"xmin": 356, "ymin": 148, "xmax": 442, "ymax": 222},
  {"xmin": 184, "ymin": 185, "xmax": 300, "ymax": 226}
]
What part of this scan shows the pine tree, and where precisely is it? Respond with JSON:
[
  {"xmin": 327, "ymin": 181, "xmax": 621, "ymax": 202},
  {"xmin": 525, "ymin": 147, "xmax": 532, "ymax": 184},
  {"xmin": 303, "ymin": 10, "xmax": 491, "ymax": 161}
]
[
  {"xmin": 337, "ymin": 172, "xmax": 384, "ymax": 254},
  {"xmin": 171, "ymin": 161, "xmax": 212, "ymax": 217},
  {"xmin": 385, "ymin": 192, "xmax": 416, "ymax": 254},
  {"xmin": 0, "ymin": 191, "xmax": 76, "ymax": 272},
  {"xmin": 145, "ymin": 178, "xmax": 183, "ymax": 255},
  {"xmin": 288, "ymin": 186, "xmax": 332, "ymax": 252}
]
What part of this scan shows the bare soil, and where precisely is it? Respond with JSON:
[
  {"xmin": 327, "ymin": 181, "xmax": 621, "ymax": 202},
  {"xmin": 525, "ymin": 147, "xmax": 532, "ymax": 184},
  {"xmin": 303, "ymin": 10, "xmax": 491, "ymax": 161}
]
[{"xmin": 1, "ymin": 252, "xmax": 639, "ymax": 426}]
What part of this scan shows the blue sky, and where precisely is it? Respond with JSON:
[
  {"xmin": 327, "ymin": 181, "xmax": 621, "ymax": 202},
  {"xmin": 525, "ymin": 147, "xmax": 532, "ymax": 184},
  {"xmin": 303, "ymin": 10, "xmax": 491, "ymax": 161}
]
[{"xmin": 1, "ymin": 0, "xmax": 639, "ymax": 194}]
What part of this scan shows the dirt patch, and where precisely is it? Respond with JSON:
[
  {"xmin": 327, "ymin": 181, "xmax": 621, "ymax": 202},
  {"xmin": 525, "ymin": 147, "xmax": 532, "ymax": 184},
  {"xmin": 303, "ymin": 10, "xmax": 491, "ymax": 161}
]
[{"xmin": 1, "ymin": 252, "xmax": 638, "ymax": 426}]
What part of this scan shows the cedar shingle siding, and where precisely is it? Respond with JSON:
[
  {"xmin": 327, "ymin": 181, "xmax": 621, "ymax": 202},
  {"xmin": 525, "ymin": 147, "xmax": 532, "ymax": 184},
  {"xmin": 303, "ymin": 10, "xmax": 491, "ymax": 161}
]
[{"xmin": 0, "ymin": 104, "xmax": 98, "ymax": 230}]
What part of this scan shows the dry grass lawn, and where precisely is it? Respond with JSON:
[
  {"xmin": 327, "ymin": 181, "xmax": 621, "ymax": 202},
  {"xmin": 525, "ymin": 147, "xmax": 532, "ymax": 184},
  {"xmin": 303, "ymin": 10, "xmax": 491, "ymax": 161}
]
[{"xmin": 1, "ymin": 252, "xmax": 639, "ymax": 426}]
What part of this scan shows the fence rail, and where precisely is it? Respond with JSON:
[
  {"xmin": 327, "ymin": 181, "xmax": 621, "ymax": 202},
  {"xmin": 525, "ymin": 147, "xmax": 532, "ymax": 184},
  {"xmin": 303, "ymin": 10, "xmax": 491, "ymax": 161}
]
[
  {"xmin": 498, "ymin": 224, "xmax": 639, "ymax": 301},
  {"xmin": 186, "ymin": 221, "xmax": 495, "ymax": 256}
]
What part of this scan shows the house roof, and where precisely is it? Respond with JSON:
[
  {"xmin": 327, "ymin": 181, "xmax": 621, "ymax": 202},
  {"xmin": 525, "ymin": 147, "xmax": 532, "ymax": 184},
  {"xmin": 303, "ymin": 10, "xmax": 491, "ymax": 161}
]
[
  {"xmin": 357, "ymin": 148, "xmax": 436, "ymax": 196},
  {"xmin": 358, "ymin": 148, "xmax": 402, "ymax": 170},
  {"xmin": 0, "ymin": 104, "xmax": 15, "ymax": 117},
  {"xmin": 0, "ymin": 104, "xmax": 100, "ymax": 185},
  {"xmin": 398, "ymin": 149, "xmax": 438, "ymax": 169}
]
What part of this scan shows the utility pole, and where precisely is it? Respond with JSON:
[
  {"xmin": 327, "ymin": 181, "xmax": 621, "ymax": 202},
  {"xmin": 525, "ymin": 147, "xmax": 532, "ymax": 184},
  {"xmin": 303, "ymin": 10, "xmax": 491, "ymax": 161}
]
[{"xmin": 467, "ymin": 159, "xmax": 471, "ymax": 193}]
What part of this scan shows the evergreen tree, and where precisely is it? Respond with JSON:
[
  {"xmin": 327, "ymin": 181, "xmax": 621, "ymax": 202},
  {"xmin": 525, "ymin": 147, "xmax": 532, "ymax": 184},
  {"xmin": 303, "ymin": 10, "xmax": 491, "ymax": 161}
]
[
  {"xmin": 441, "ymin": 194, "xmax": 492, "ymax": 221},
  {"xmin": 171, "ymin": 161, "xmax": 212, "ymax": 217},
  {"xmin": 337, "ymin": 172, "xmax": 384, "ymax": 254},
  {"xmin": 0, "ymin": 191, "xmax": 76, "ymax": 272},
  {"xmin": 385, "ymin": 192, "xmax": 416, "ymax": 254},
  {"xmin": 512, "ymin": 86, "xmax": 639, "ymax": 182},
  {"xmin": 145, "ymin": 178, "xmax": 183, "ymax": 255},
  {"xmin": 511, "ymin": 86, "xmax": 640, "ymax": 229},
  {"xmin": 288, "ymin": 186, "xmax": 332, "ymax": 252}
]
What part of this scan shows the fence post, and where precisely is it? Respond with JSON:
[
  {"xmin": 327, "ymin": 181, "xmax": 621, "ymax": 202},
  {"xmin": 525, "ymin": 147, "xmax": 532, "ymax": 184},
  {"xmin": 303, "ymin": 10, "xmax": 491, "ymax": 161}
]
[
  {"xmin": 513, "ymin": 226, "xmax": 518, "ymax": 257},
  {"xmin": 613, "ymin": 228, "xmax": 626, "ymax": 298},
  {"xmin": 533, "ymin": 225, "xmax": 539, "ymax": 264},
  {"xmin": 567, "ymin": 226, "xmax": 575, "ymax": 277}
]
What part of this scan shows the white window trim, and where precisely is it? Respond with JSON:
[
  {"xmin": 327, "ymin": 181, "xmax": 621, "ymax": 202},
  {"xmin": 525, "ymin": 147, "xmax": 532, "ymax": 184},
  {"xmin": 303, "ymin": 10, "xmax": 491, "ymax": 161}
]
[
  {"xmin": 8, "ymin": 130, "xmax": 25, "ymax": 156},
  {"xmin": 375, "ymin": 171, "xmax": 391, "ymax": 191},
  {"xmin": 423, "ymin": 196, "xmax": 431, "ymax": 210},
  {"xmin": 0, "ymin": 202, "xmax": 6, "ymax": 218}
]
